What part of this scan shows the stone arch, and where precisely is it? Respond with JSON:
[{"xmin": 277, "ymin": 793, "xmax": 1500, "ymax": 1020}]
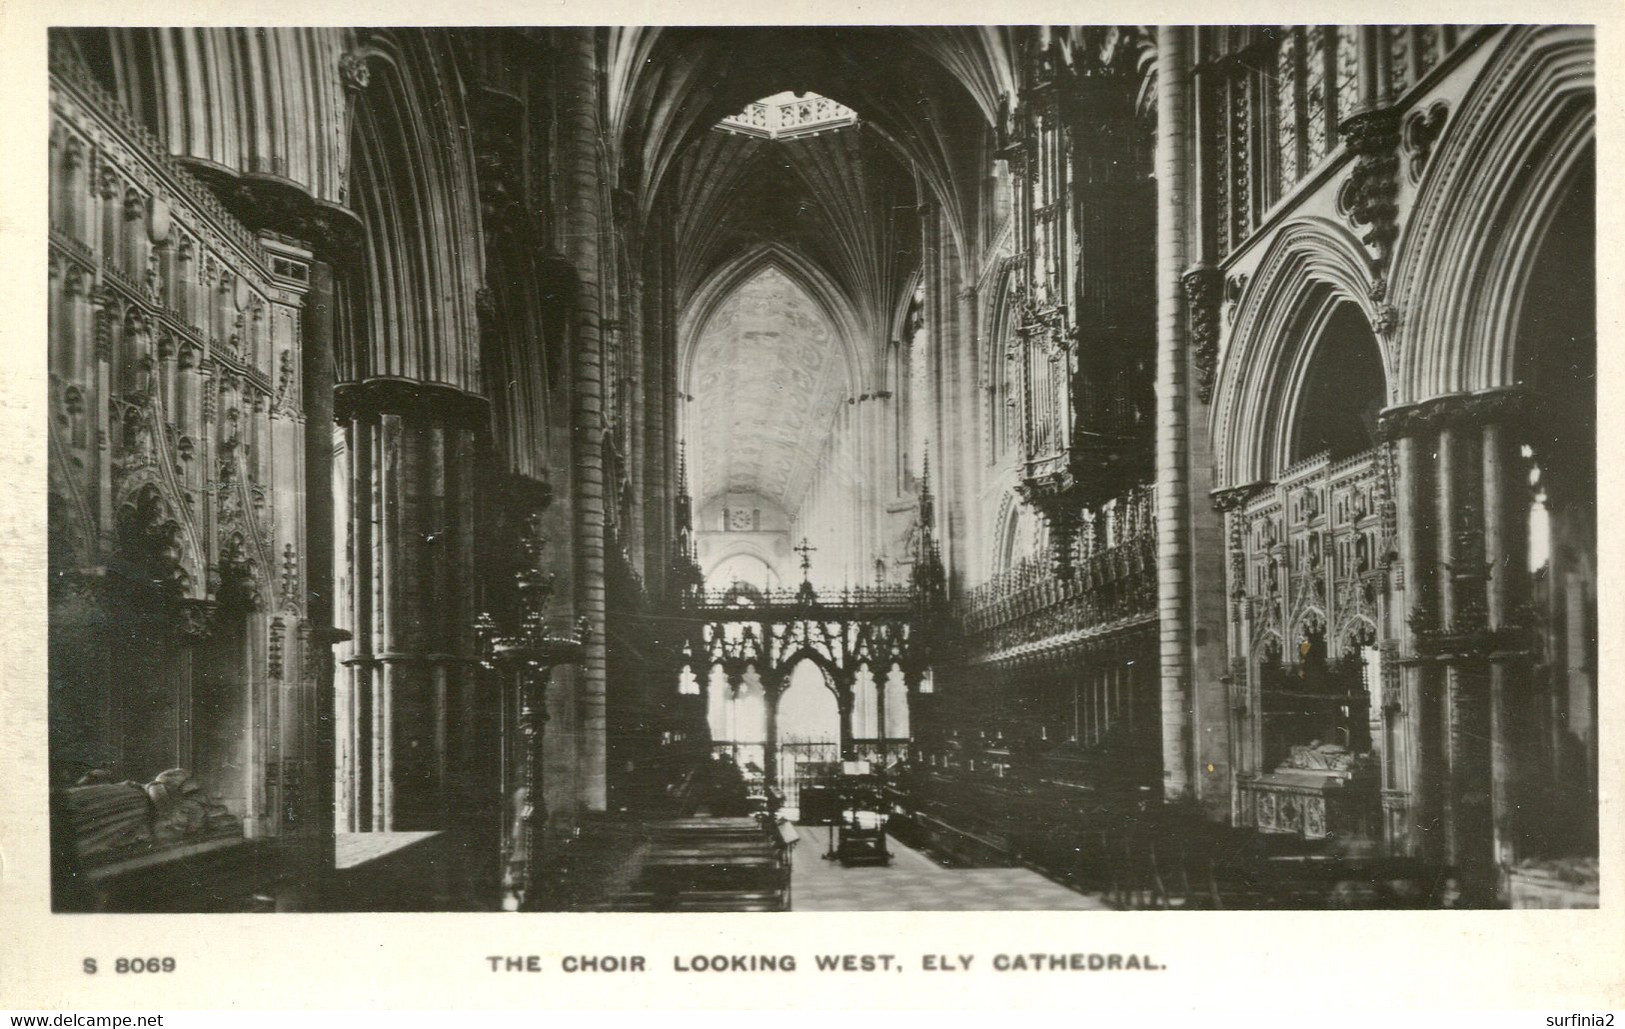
[
  {"xmin": 1292, "ymin": 607, "xmax": 1329, "ymax": 648},
  {"xmin": 679, "ymin": 242, "xmax": 867, "ymax": 393},
  {"xmin": 772, "ymin": 654, "xmax": 844, "ymax": 756},
  {"xmin": 343, "ymin": 34, "xmax": 484, "ymax": 392},
  {"xmin": 981, "ymin": 256, "xmax": 1020, "ymax": 461},
  {"xmin": 990, "ymin": 486, "xmax": 1048, "ymax": 577},
  {"xmin": 775, "ymin": 645, "xmax": 845, "ymax": 695},
  {"xmin": 679, "ymin": 243, "xmax": 865, "ymax": 513},
  {"xmin": 1389, "ymin": 25, "xmax": 1594, "ymax": 404},
  {"xmin": 1212, "ymin": 218, "xmax": 1386, "ymax": 490},
  {"xmin": 1336, "ymin": 615, "xmax": 1379, "ymax": 656},
  {"xmin": 704, "ymin": 544, "xmax": 782, "ymax": 590},
  {"xmin": 990, "ymin": 490, "xmax": 1020, "ymax": 574}
]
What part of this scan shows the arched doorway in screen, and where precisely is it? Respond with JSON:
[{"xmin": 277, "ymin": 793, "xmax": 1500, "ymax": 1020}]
[{"xmin": 774, "ymin": 660, "xmax": 841, "ymax": 815}]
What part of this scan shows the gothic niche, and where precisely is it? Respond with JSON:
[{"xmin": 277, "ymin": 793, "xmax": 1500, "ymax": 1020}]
[
  {"xmin": 1232, "ymin": 298, "xmax": 1388, "ymax": 844},
  {"xmin": 114, "ymin": 483, "xmax": 191, "ymax": 597}
]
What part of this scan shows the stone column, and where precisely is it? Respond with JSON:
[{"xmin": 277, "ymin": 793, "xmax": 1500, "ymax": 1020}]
[
  {"xmin": 1483, "ymin": 421, "xmax": 1523, "ymax": 872},
  {"xmin": 835, "ymin": 673, "xmax": 857, "ymax": 761},
  {"xmin": 1393, "ymin": 429, "xmax": 1436, "ymax": 861},
  {"xmin": 336, "ymin": 380, "xmax": 487, "ymax": 831},
  {"xmin": 375, "ymin": 409, "xmax": 403, "ymax": 830},
  {"xmin": 1155, "ymin": 25, "xmax": 1195, "ymax": 801},
  {"xmin": 1445, "ymin": 423, "xmax": 1495, "ymax": 901},
  {"xmin": 343, "ymin": 415, "xmax": 375, "ymax": 830},
  {"xmin": 1390, "ymin": 395, "xmax": 1514, "ymax": 898},
  {"xmin": 874, "ymin": 665, "xmax": 888, "ymax": 766},
  {"xmin": 560, "ymin": 27, "xmax": 609, "ymax": 811},
  {"xmin": 955, "ymin": 285, "xmax": 983, "ymax": 578},
  {"xmin": 1356, "ymin": 26, "xmax": 1385, "ymax": 112},
  {"xmin": 640, "ymin": 209, "xmax": 669, "ymax": 594},
  {"xmin": 300, "ymin": 258, "xmax": 340, "ymax": 889},
  {"xmin": 760, "ymin": 672, "xmax": 783, "ymax": 793},
  {"xmin": 1434, "ymin": 423, "xmax": 1460, "ymax": 861},
  {"xmin": 626, "ymin": 261, "xmax": 646, "ymax": 579}
]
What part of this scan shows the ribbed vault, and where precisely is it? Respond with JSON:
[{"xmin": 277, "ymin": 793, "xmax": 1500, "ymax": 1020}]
[
  {"xmin": 668, "ymin": 121, "xmax": 920, "ymax": 354},
  {"xmin": 607, "ymin": 26, "xmax": 1004, "ymax": 259},
  {"xmin": 687, "ymin": 263, "xmax": 850, "ymax": 510}
]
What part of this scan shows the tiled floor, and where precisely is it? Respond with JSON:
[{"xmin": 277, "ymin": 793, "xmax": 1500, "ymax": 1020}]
[{"xmin": 787, "ymin": 826, "xmax": 1109, "ymax": 911}]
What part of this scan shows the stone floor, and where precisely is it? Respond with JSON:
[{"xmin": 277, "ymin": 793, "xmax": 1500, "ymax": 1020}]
[
  {"xmin": 334, "ymin": 831, "xmax": 443, "ymax": 870},
  {"xmin": 787, "ymin": 825, "xmax": 1109, "ymax": 911}
]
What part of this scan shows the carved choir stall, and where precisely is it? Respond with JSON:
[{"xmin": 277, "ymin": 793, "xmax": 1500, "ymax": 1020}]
[{"xmin": 895, "ymin": 483, "xmax": 1161, "ymax": 873}]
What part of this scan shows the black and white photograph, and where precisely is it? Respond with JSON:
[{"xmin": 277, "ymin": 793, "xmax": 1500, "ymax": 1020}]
[
  {"xmin": 10, "ymin": 10, "xmax": 1621, "ymax": 1014},
  {"xmin": 12, "ymin": 6, "xmax": 1625, "ymax": 1014},
  {"xmin": 30, "ymin": 20, "xmax": 1603, "ymax": 927}
]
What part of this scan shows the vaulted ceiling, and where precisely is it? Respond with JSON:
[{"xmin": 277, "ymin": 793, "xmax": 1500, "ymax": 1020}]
[
  {"xmin": 669, "ymin": 121, "xmax": 920, "ymax": 353},
  {"xmin": 644, "ymin": 28, "xmax": 1160, "ymax": 521},
  {"xmin": 606, "ymin": 26, "xmax": 1007, "ymax": 258},
  {"xmin": 672, "ymin": 112, "xmax": 921, "ymax": 519},
  {"xmin": 687, "ymin": 265, "xmax": 850, "ymax": 510}
]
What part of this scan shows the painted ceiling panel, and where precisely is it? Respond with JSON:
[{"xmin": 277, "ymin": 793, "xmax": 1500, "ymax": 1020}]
[{"xmin": 690, "ymin": 265, "xmax": 848, "ymax": 511}]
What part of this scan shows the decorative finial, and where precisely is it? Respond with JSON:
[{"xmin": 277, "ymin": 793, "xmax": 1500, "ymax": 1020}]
[{"xmin": 794, "ymin": 537, "xmax": 818, "ymax": 579}]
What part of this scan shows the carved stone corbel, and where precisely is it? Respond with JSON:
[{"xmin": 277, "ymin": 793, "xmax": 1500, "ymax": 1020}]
[
  {"xmin": 1212, "ymin": 480, "xmax": 1272, "ymax": 513},
  {"xmin": 338, "ymin": 51, "xmax": 371, "ymax": 95},
  {"xmin": 1339, "ymin": 108, "xmax": 1402, "ymax": 272},
  {"xmin": 1182, "ymin": 262, "xmax": 1224, "ymax": 404},
  {"xmin": 174, "ymin": 598, "xmax": 217, "ymax": 645}
]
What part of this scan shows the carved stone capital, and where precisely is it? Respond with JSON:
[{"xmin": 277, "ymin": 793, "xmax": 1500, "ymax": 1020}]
[
  {"xmin": 1212, "ymin": 480, "xmax": 1272, "ymax": 512},
  {"xmin": 1377, "ymin": 387, "xmax": 1532, "ymax": 442}
]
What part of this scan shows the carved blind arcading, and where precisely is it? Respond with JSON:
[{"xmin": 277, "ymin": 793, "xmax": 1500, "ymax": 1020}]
[
  {"xmin": 1237, "ymin": 451, "xmax": 1387, "ymax": 672},
  {"xmin": 1205, "ymin": 25, "xmax": 1480, "ymax": 260},
  {"xmin": 49, "ymin": 51, "xmax": 312, "ymax": 836}
]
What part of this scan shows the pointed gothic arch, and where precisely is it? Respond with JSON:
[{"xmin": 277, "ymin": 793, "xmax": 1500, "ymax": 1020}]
[
  {"xmin": 775, "ymin": 645, "xmax": 845, "ymax": 691},
  {"xmin": 343, "ymin": 34, "xmax": 485, "ymax": 391},
  {"xmin": 981, "ymin": 256, "xmax": 1021, "ymax": 462},
  {"xmin": 1389, "ymin": 25, "xmax": 1594, "ymax": 404},
  {"xmin": 1212, "ymin": 218, "xmax": 1387, "ymax": 490},
  {"xmin": 679, "ymin": 242, "xmax": 868, "ymax": 392},
  {"xmin": 679, "ymin": 244, "xmax": 867, "ymax": 521}
]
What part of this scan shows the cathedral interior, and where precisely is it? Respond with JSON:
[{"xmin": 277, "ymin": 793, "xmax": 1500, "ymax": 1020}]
[{"xmin": 46, "ymin": 25, "xmax": 1597, "ymax": 912}]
